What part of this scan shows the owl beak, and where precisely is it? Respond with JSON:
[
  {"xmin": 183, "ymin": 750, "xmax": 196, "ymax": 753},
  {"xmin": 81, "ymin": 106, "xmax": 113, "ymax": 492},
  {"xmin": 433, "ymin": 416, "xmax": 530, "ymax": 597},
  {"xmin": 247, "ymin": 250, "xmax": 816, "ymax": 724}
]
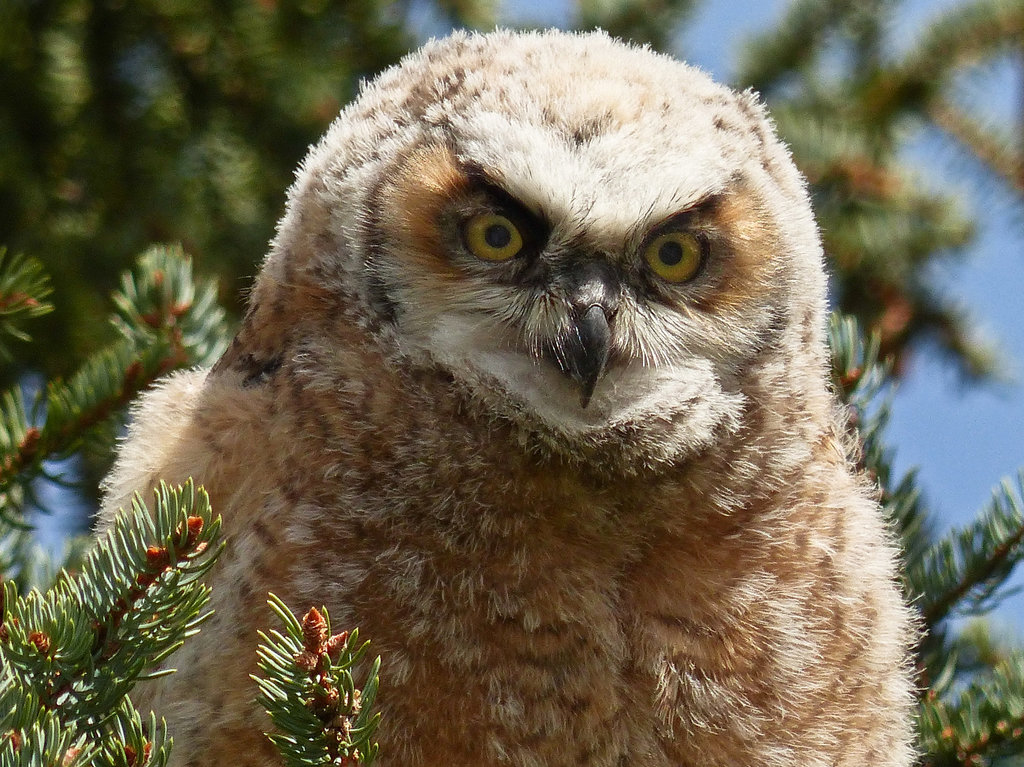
[{"xmin": 564, "ymin": 304, "xmax": 611, "ymax": 409}]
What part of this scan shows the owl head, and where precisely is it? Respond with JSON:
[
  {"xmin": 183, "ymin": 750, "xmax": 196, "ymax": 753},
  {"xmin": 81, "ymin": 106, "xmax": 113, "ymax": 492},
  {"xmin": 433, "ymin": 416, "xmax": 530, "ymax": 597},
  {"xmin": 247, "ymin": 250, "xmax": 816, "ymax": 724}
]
[{"xmin": 229, "ymin": 30, "xmax": 830, "ymax": 470}]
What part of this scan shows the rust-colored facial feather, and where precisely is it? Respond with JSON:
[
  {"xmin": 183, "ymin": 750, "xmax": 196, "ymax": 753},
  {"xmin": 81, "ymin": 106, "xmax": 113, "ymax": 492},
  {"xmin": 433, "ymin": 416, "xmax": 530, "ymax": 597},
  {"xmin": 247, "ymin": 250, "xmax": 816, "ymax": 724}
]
[
  {"xmin": 718, "ymin": 194, "xmax": 787, "ymax": 309},
  {"xmin": 380, "ymin": 144, "xmax": 472, "ymax": 286}
]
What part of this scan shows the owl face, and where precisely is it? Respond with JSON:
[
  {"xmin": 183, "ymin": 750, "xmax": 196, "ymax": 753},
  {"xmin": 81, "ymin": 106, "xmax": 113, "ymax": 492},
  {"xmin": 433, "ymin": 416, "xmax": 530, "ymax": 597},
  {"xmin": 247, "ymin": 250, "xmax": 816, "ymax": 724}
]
[{"xmin": 270, "ymin": 30, "xmax": 828, "ymax": 464}]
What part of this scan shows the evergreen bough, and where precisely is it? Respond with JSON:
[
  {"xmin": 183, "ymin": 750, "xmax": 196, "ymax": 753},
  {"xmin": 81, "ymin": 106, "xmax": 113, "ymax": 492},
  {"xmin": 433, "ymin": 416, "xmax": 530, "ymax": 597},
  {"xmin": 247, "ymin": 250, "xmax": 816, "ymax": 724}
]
[
  {"xmin": 830, "ymin": 313, "xmax": 1024, "ymax": 767},
  {"xmin": 1, "ymin": 479, "xmax": 219, "ymax": 767},
  {"xmin": 255, "ymin": 595, "xmax": 381, "ymax": 766}
]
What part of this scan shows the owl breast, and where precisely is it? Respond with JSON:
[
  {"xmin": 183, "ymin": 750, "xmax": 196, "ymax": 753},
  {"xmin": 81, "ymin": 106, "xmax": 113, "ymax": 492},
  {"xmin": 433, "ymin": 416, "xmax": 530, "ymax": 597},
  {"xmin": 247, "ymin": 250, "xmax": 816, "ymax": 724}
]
[{"xmin": 276, "ymin": 338, "xmax": 910, "ymax": 767}]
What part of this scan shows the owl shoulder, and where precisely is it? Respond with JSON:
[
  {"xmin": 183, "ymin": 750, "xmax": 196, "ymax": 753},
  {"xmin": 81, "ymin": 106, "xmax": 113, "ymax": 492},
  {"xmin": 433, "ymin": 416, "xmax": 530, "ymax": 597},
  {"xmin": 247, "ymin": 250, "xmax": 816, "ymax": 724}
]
[{"xmin": 97, "ymin": 368, "xmax": 274, "ymax": 531}]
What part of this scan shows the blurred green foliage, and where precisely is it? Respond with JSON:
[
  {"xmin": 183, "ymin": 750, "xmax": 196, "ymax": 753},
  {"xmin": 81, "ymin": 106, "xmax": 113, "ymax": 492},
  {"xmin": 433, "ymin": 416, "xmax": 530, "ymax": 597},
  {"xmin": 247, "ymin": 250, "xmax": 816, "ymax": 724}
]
[{"xmin": 0, "ymin": 0, "xmax": 416, "ymax": 377}]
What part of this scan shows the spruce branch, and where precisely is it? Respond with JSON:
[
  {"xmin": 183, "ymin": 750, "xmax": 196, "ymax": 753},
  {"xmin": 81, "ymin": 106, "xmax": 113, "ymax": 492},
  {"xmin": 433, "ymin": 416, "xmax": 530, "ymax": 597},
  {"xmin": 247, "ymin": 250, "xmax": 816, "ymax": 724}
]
[
  {"xmin": 919, "ymin": 650, "xmax": 1024, "ymax": 766},
  {"xmin": 0, "ymin": 246, "xmax": 230, "ymax": 495},
  {"xmin": 928, "ymin": 98, "xmax": 1024, "ymax": 193},
  {"xmin": 0, "ymin": 480, "xmax": 222, "ymax": 766},
  {"xmin": 815, "ymin": 1, "xmax": 1024, "ymax": 123},
  {"xmin": 0, "ymin": 660, "xmax": 92, "ymax": 767},
  {"xmin": 735, "ymin": 0, "xmax": 868, "ymax": 91},
  {"xmin": 737, "ymin": 0, "xmax": 1018, "ymax": 380},
  {"xmin": 109, "ymin": 245, "xmax": 230, "ymax": 368},
  {"xmin": 901, "ymin": 0, "xmax": 1024, "ymax": 94},
  {"xmin": 89, "ymin": 703, "xmax": 171, "ymax": 767},
  {"xmin": 827, "ymin": 312, "xmax": 1024, "ymax": 764},
  {"xmin": 828, "ymin": 312, "xmax": 888, "ymax": 406},
  {"xmin": 255, "ymin": 594, "xmax": 381, "ymax": 767},
  {"xmin": 574, "ymin": 0, "xmax": 697, "ymax": 50},
  {"xmin": 909, "ymin": 472, "xmax": 1024, "ymax": 630},
  {"xmin": 0, "ymin": 251, "xmax": 53, "ymax": 362},
  {"xmin": 432, "ymin": 0, "xmax": 497, "ymax": 29}
]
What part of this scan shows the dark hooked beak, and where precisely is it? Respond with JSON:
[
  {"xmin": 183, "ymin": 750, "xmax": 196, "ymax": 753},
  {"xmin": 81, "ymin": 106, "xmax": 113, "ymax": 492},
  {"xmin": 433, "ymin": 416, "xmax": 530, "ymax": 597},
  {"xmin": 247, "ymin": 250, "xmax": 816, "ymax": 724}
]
[{"xmin": 563, "ymin": 304, "xmax": 611, "ymax": 409}]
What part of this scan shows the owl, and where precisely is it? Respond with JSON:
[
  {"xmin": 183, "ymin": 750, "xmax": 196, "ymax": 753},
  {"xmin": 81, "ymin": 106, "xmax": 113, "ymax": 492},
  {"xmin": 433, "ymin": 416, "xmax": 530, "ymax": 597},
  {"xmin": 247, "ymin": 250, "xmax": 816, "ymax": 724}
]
[{"xmin": 100, "ymin": 29, "xmax": 917, "ymax": 767}]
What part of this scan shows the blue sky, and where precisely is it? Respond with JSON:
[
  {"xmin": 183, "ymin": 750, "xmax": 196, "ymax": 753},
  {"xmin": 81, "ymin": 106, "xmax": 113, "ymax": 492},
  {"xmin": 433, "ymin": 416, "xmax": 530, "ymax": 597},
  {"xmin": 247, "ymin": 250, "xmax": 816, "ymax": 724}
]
[{"xmin": 500, "ymin": 0, "xmax": 1024, "ymax": 629}]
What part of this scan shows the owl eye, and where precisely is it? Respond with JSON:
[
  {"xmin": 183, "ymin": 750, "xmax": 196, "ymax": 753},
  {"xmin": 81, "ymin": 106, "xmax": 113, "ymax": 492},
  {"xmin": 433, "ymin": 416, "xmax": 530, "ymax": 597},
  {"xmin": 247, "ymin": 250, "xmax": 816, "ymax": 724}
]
[
  {"xmin": 644, "ymin": 231, "xmax": 703, "ymax": 283},
  {"xmin": 463, "ymin": 213, "xmax": 524, "ymax": 262}
]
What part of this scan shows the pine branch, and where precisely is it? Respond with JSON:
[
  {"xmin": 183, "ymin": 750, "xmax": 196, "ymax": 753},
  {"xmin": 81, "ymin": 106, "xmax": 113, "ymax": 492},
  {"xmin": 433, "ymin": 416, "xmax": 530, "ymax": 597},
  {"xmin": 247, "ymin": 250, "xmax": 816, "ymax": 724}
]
[
  {"xmin": 928, "ymin": 97, "xmax": 1024, "ymax": 193},
  {"xmin": 908, "ymin": 472, "xmax": 1024, "ymax": 630},
  {"xmin": 0, "ymin": 245, "xmax": 230, "ymax": 495},
  {"xmin": 0, "ymin": 480, "xmax": 223, "ymax": 766},
  {"xmin": 254, "ymin": 595, "xmax": 381, "ymax": 767},
  {"xmin": 919, "ymin": 649, "xmax": 1024, "ymax": 766},
  {"xmin": 0, "ymin": 251, "xmax": 53, "ymax": 362}
]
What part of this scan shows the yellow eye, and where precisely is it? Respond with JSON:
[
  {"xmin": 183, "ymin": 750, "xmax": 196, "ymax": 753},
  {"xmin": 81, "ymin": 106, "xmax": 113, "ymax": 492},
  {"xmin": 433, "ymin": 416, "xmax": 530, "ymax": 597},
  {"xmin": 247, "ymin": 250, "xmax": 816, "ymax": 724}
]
[
  {"xmin": 644, "ymin": 231, "xmax": 703, "ymax": 283},
  {"xmin": 463, "ymin": 213, "xmax": 524, "ymax": 262}
]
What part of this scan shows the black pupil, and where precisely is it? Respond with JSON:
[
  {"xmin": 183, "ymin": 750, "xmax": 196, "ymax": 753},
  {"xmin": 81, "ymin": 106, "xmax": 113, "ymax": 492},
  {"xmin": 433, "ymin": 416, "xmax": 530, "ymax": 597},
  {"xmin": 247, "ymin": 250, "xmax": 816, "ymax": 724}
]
[
  {"xmin": 484, "ymin": 223, "xmax": 512, "ymax": 249},
  {"xmin": 658, "ymin": 240, "xmax": 684, "ymax": 266}
]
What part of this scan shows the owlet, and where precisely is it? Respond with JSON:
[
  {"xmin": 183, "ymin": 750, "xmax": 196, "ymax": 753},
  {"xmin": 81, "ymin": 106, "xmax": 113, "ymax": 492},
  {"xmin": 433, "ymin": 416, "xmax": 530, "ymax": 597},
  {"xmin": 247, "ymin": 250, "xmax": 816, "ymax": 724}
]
[{"xmin": 101, "ymin": 29, "xmax": 918, "ymax": 767}]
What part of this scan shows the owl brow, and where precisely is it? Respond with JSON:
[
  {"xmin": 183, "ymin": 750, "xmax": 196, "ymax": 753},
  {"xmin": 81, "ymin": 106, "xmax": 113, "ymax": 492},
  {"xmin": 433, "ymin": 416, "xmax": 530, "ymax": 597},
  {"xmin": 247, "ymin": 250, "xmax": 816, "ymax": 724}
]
[
  {"xmin": 458, "ymin": 162, "xmax": 551, "ymax": 236},
  {"xmin": 646, "ymin": 190, "xmax": 730, "ymax": 236}
]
